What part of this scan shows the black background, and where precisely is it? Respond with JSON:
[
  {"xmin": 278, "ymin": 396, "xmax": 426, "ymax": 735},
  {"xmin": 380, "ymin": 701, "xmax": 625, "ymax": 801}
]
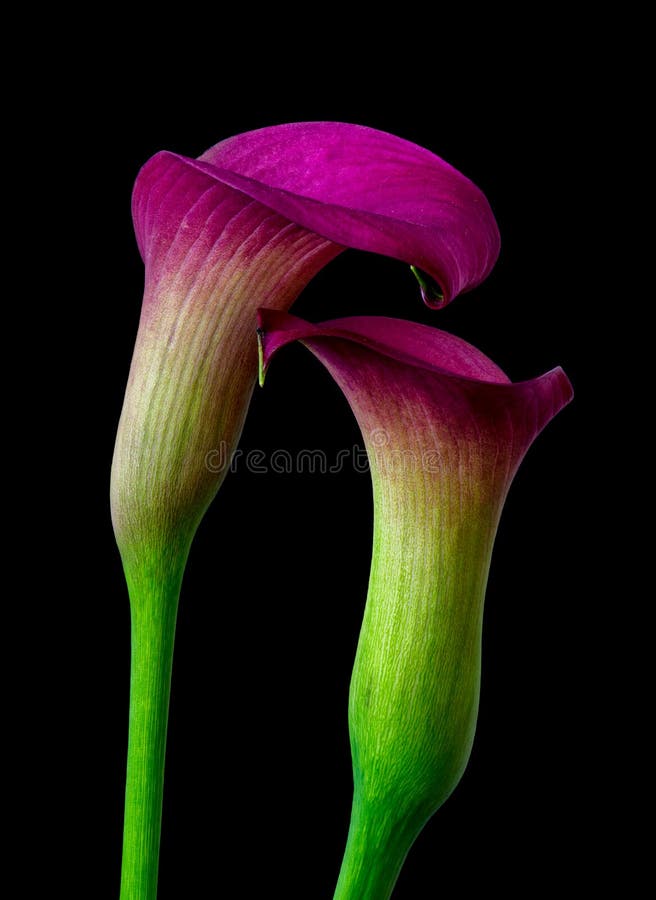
[{"xmin": 40, "ymin": 28, "xmax": 619, "ymax": 899}]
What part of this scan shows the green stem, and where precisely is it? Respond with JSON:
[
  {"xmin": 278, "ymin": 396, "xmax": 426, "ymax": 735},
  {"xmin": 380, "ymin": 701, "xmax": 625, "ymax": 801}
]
[
  {"xmin": 333, "ymin": 795, "xmax": 419, "ymax": 900},
  {"xmin": 119, "ymin": 569, "xmax": 181, "ymax": 900}
]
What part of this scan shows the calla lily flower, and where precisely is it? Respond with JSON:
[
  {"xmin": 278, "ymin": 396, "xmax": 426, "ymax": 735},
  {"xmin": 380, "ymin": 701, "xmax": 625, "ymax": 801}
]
[
  {"xmin": 257, "ymin": 309, "xmax": 573, "ymax": 899},
  {"xmin": 111, "ymin": 123, "xmax": 500, "ymax": 899}
]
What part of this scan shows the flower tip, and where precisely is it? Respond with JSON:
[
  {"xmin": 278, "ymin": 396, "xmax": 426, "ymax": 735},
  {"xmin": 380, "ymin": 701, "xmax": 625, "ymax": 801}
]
[
  {"xmin": 552, "ymin": 365, "xmax": 575, "ymax": 406},
  {"xmin": 257, "ymin": 308, "xmax": 318, "ymax": 383},
  {"xmin": 410, "ymin": 266, "xmax": 448, "ymax": 309},
  {"xmin": 256, "ymin": 326, "xmax": 267, "ymax": 387},
  {"xmin": 536, "ymin": 365, "xmax": 574, "ymax": 404},
  {"xmin": 523, "ymin": 365, "xmax": 574, "ymax": 435}
]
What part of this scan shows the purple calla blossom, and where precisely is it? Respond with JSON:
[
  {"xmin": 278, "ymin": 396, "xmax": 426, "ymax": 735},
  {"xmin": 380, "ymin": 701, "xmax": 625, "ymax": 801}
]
[{"xmin": 257, "ymin": 308, "xmax": 572, "ymax": 898}]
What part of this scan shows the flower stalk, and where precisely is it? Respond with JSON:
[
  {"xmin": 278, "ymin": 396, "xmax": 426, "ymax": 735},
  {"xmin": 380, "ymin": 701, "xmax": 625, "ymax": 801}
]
[{"xmin": 119, "ymin": 557, "xmax": 183, "ymax": 900}]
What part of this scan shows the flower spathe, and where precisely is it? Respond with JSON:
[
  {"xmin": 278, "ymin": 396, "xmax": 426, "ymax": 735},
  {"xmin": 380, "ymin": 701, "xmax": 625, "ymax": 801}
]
[
  {"xmin": 113, "ymin": 123, "xmax": 500, "ymax": 568},
  {"xmin": 257, "ymin": 309, "xmax": 573, "ymax": 899},
  {"xmin": 111, "ymin": 124, "xmax": 500, "ymax": 899}
]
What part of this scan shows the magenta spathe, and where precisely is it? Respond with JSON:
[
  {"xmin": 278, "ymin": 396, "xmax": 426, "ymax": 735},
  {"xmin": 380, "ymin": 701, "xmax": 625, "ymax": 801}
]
[
  {"xmin": 257, "ymin": 308, "xmax": 572, "ymax": 897},
  {"xmin": 115, "ymin": 122, "xmax": 501, "ymax": 551},
  {"xmin": 135, "ymin": 122, "xmax": 500, "ymax": 313}
]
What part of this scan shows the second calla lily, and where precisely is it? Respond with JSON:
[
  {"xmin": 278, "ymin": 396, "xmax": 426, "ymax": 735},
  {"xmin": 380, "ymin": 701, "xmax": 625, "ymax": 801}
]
[
  {"xmin": 111, "ymin": 123, "xmax": 500, "ymax": 899},
  {"xmin": 258, "ymin": 310, "xmax": 573, "ymax": 898}
]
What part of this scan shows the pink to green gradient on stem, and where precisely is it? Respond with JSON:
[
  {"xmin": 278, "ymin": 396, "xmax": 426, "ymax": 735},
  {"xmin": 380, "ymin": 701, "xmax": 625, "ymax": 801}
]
[
  {"xmin": 111, "ymin": 123, "xmax": 501, "ymax": 898},
  {"xmin": 258, "ymin": 310, "xmax": 572, "ymax": 898}
]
